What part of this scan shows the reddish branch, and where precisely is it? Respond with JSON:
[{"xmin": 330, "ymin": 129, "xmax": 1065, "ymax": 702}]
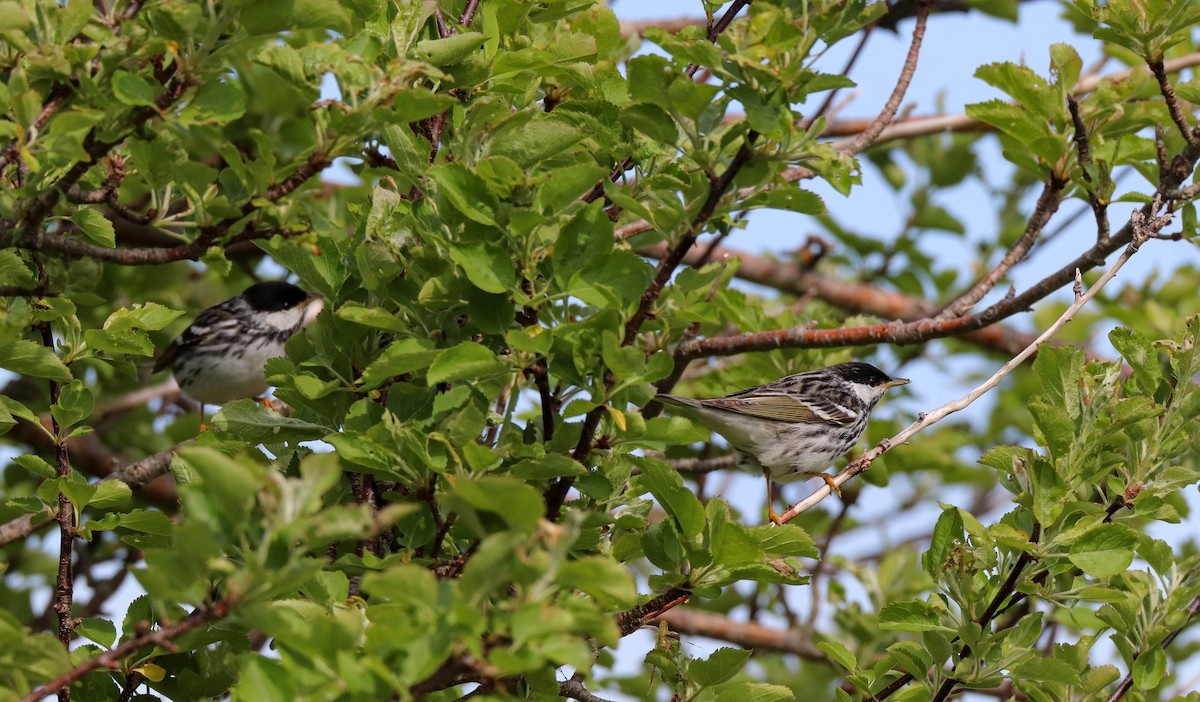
[
  {"xmin": 657, "ymin": 608, "xmax": 826, "ymax": 661},
  {"xmin": 18, "ymin": 599, "xmax": 233, "ymax": 702},
  {"xmin": 673, "ymin": 211, "xmax": 1154, "ymax": 359},
  {"xmin": 640, "ymin": 241, "xmax": 1042, "ymax": 357}
]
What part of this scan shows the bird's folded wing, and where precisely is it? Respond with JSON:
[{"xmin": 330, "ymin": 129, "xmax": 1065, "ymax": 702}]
[
  {"xmin": 703, "ymin": 394, "xmax": 859, "ymax": 426},
  {"xmin": 153, "ymin": 307, "xmax": 241, "ymax": 372}
]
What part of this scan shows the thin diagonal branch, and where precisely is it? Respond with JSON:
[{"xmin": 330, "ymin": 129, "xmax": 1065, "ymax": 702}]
[
  {"xmin": 1067, "ymin": 95, "xmax": 1111, "ymax": 243},
  {"xmin": 936, "ymin": 176, "xmax": 1066, "ymax": 319},
  {"xmin": 842, "ymin": 0, "xmax": 931, "ymax": 156}
]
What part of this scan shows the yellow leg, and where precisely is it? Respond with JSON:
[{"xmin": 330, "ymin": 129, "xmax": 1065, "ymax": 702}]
[
  {"xmin": 818, "ymin": 473, "xmax": 842, "ymax": 497},
  {"xmin": 764, "ymin": 470, "xmax": 783, "ymax": 525}
]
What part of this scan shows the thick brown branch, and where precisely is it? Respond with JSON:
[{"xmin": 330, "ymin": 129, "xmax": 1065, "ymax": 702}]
[{"xmin": 657, "ymin": 608, "xmax": 826, "ymax": 661}]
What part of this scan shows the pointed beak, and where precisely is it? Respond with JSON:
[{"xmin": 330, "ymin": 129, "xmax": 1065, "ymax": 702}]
[{"xmin": 883, "ymin": 377, "xmax": 910, "ymax": 389}]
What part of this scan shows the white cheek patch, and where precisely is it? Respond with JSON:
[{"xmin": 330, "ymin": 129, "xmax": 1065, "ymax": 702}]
[
  {"xmin": 849, "ymin": 382, "xmax": 880, "ymax": 405},
  {"xmin": 258, "ymin": 299, "xmax": 322, "ymax": 333}
]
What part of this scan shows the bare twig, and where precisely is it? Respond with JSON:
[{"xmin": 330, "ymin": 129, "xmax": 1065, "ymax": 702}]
[
  {"xmin": 1067, "ymin": 95, "xmax": 1111, "ymax": 243},
  {"xmin": 1149, "ymin": 59, "xmax": 1196, "ymax": 145}
]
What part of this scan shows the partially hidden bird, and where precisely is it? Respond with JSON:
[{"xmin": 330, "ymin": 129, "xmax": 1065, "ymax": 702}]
[
  {"xmin": 653, "ymin": 361, "xmax": 909, "ymax": 524},
  {"xmin": 154, "ymin": 281, "xmax": 324, "ymax": 407}
]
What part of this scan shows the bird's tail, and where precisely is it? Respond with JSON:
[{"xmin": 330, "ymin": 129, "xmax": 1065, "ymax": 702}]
[{"xmin": 651, "ymin": 394, "xmax": 704, "ymax": 412}]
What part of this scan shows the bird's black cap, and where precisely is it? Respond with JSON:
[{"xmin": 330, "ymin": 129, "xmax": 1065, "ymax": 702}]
[
  {"xmin": 832, "ymin": 361, "xmax": 901, "ymax": 387},
  {"xmin": 241, "ymin": 281, "xmax": 312, "ymax": 312}
]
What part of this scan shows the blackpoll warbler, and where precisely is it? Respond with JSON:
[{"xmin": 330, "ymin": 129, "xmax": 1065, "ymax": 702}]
[
  {"xmin": 154, "ymin": 281, "xmax": 324, "ymax": 405},
  {"xmin": 654, "ymin": 361, "xmax": 909, "ymax": 524}
]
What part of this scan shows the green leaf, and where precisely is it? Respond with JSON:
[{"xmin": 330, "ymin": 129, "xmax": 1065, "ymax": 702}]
[
  {"xmin": 429, "ymin": 162, "xmax": 498, "ymax": 225},
  {"xmin": 56, "ymin": 472, "xmax": 98, "ymax": 509},
  {"xmin": 714, "ymin": 682, "xmax": 794, "ymax": 702},
  {"xmin": 509, "ymin": 454, "xmax": 586, "ymax": 480},
  {"xmin": 1132, "ymin": 646, "xmax": 1166, "ymax": 689},
  {"xmin": 448, "ymin": 240, "xmax": 516, "ymax": 294},
  {"xmin": 619, "ymin": 103, "xmax": 679, "ymax": 145},
  {"xmin": 449, "ymin": 476, "xmax": 543, "ymax": 535},
  {"xmin": 633, "ymin": 456, "xmax": 706, "ymax": 540},
  {"xmin": 887, "ymin": 640, "xmax": 933, "ymax": 677},
  {"xmin": 739, "ymin": 188, "xmax": 826, "ymax": 215},
  {"xmin": 1109, "ymin": 327, "xmax": 1161, "ymax": 394},
  {"xmin": 75, "ymin": 617, "xmax": 116, "ymax": 648},
  {"xmin": 358, "ymin": 338, "xmax": 440, "ymax": 390},
  {"xmin": 557, "ymin": 555, "xmax": 636, "ymax": 607},
  {"xmin": 0, "ymin": 248, "xmax": 34, "ymax": 286},
  {"xmin": 116, "ymin": 509, "xmax": 176, "ymax": 535},
  {"xmin": 51, "ymin": 379, "xmax": 93, "ymax": 429},
  {"xmin": 0, "ymin": 396, "xmax": 48, "ymax": 439},
  {"xmin": 411, "ymin": 32, "xmax": 488, "ymax": 66},
  {"xmin": 335, "ymin": 305, "xmax": 410, "ymax": 334},
  {"xmin": 1067, "ymin": 524, "xmax": 1136, "ymax": 578},
  {"xmin": 691, "ymin": 647, "xmax": 753, "ymax": 686},
  {"xmin": 89, "ymin": 480, "xmax": 132, "ymax": 509},
  {"xmin": 0, "ymin": 339, "xmax": 72, "ymax": 381},
  {"xmin": 104, "ymin": 302, "xmax": 184, "ymax": 331},
  {"xmin": 111, "ymin": 70, "xmax": 160, "ymax": 106},
  {"xmin": 1013, "ymin": 656, "xmax": 1080, "ymax": 685},
  {"xmin": 818, "ymin": 641, "xmax": 857, "ymax": 672},
  {"xmin": 13, "ymin": 454, "xmax": 56, "ymax": 479},
  {"xmin": 1033, "ymin": 344, "xmax": 1084, "ymax": 417},
  {"xmin": 212, "ymin": 400, "xmax": 332, "ymax": 443},
  {"xmin": 747, "ymin": 525, "xmax": 818, "ymax": 558},
  {"xmin": 923, "ymin": 508, "xmax": 963, "ymax": 580},
  {"xmin": 879, "ymin": 600, "xmax": 947, "ymax": 632},
  {"xmin": 426, "ymin": 342, "xmax": 508, "ymax": 384}
]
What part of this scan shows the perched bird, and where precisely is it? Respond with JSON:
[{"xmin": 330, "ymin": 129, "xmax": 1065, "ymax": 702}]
[
  {"xmin": 154, "ymin": 281, "xmax": 324, "ymax": 406},
  {"xmin": 653, "ymin": 361, "xmax": 909, "ymax": 524}
]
